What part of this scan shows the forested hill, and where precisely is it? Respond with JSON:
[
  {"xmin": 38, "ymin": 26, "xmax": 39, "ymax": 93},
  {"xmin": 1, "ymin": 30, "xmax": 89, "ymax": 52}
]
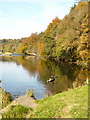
[{"xmin": 0, "ymin": 2, "xmax": 89, "ymax": 64}]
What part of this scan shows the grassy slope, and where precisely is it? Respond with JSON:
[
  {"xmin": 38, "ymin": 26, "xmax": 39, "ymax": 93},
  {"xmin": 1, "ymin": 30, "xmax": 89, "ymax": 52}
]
[
  {"xmin": 2, "ymin": 85, "xmax": 88, "ymax": 118},
  {"xmin": 33, "ymin": 85, "xmax": 88, "ymax": 118},
  {"xmin": 3, "ymin": 105, "xmax": 32, "ymax": 118}
]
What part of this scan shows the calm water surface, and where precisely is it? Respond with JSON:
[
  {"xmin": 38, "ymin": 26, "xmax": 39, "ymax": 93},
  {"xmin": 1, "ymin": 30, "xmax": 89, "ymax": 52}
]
[{"xmin": 0, "ymin": 56, "xmax": 88, "ymax": 99}]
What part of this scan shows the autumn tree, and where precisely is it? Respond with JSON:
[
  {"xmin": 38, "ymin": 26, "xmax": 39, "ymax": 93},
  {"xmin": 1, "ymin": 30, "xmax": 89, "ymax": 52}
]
[{"xmin": 37, "ymin": 43, "xmax": 44, "ymax": 55}]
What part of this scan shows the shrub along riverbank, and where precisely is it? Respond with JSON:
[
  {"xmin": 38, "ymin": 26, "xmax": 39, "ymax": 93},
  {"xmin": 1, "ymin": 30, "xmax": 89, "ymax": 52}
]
[
  {"xmin": 0, "ymin": 88, "xmax": 13, "ymax": 109},
  {"xmin": 1, "ymin": 85, "xmax": 88, "ymax": 118}
]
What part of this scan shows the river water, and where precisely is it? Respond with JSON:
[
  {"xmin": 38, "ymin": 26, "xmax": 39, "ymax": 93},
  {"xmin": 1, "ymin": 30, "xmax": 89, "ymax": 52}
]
[{"xmin": 0, "ymin": 56, "xmax": 88, "ymax": 99}]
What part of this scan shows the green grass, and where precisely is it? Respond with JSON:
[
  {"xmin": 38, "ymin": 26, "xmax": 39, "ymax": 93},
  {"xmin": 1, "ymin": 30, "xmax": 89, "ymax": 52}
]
[
  {"xmin": 32, "ymin": 85, "xmax": 88, "ymax": 118},
  {"xmin": 2, "ymin": 85, "xmax": 88, "ymax": 118},
  {"xmin": 3, "ymin": 105, "xmax": 32, "ymax": 118}
]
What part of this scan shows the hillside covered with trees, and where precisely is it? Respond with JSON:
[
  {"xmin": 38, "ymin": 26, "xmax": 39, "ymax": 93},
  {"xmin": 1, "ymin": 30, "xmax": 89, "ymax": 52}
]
[{"xmin": 0, "ymin": 2, "xmax": 89, "ymax": 65}]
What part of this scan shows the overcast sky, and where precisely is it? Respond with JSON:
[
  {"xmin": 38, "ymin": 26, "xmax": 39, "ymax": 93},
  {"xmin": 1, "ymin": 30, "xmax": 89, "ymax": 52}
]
[{"xmin": 0, "ymin": 0, "xmax": 75, "ymax": 39}]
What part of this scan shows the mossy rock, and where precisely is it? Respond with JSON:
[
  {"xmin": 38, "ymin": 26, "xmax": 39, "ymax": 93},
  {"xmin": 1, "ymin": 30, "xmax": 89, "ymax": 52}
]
[{"xmin": 26, "ymin": 89, "xmax": 34, "ymax": 97}]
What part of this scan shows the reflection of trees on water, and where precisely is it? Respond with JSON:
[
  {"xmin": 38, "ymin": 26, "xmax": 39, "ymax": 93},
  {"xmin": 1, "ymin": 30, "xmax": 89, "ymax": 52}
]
[
  {"xmin": 21, "ymin": 57, "xmax": 37, "ymax": 75},
  {"xmin": 38, "ymin": 61, "xmax": 87, "ymax": 94},
  {"xmin": 0, "ymin": 56, "xmax": 88, "ymax": 94},
  {"xmin": 0, "ymin": 56, "xmax": 24, "ymax": 65}
]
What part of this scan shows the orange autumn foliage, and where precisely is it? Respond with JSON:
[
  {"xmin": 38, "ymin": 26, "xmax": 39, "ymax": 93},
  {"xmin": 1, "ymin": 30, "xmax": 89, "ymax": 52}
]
[
  {"xmin": 37, "ymin": 43, "xmax": 44, "ymax": 55},
  {"xmin": 76, "ymin": 2, "xmax": 88, "ymax": 10},
  {"xmin": 45, "ymin": 17, "xmax": 61, "ymax": 34}
]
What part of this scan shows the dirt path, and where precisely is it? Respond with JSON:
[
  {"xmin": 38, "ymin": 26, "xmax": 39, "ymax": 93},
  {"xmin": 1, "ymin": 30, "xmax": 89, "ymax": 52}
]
[{"xmin": 0, "ymin": 95, "xmax": 38, "ymax": 114}]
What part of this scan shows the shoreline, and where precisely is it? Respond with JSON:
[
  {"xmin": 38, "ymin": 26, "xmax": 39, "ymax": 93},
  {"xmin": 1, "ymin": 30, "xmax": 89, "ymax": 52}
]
[
  {"xmin": 0, "ymin": 52, "xmax": 88, "ymax": 67},
  {"xmin": 0, "ymin": 85, "xmax": 88, "ymax": 118}
]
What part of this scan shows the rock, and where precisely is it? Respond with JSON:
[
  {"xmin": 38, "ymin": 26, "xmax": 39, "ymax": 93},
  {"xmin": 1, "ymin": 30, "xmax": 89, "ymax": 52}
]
[
  {"xmin": 26, "ymin": 89, "xmax": 34, "ymax": 98},
  {"xmin": 0, "ymin": 80, "xmax": 3, "ymax": 83},
  {"xmin": 47, "ymin": 75, "xmax": 58, "ymax": 83},
  {"xmin": 0, "ymin": 95, "xmax": 38, "ymax": 114},
  {"xmin": 25, "ymin": 52, "xmax": 36, "ymax": 56},
  {"xmin": 15, "ymin": 96, "xmax": 18, "ymax": 98},
  {"xmin": 45, "ymin": 92, "xmax": 53, "ymax": 97},
  {"xmin": 2, "ymin": 52, "xmax": 12, "ymax": 56},
  {"xmin": 47, "ymin": 78, "xmax": 55, "ymax": 83},
  {"xmin": 51, "ymin": 75, "xmax": 58, "ymax": 78}
]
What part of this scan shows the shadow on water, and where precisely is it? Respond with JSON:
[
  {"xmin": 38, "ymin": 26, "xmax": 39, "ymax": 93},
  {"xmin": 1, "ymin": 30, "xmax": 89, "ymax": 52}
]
[{"xmin": 0, "ymin": 56, "xmax": 88, "ymax": 99}]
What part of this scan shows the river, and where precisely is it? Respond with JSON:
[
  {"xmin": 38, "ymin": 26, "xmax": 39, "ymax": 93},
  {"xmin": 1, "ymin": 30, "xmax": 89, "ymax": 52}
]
[{"xmin": 0, "ymin": 55, "xmax": 88, "ymax": 99}]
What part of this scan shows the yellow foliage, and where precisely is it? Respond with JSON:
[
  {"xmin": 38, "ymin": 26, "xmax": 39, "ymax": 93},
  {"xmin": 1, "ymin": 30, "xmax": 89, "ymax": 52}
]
[
  {"xmin": 37, "ymin": 43, "xmax": 44, "ymax": 55},
  {"xmin": 81, "ymin": 23, "xmax": 87, "ymax": 28},
  {"xmin": 76, "ymin": 2, "xmax": 88, "ymax": 10},
  {"xmin": 79, "ymin": 49, "xmax": 88, "ymax": 60},
  {"xmin": 19, "ymin": 45, "xmax": 27, "ymax": 53},
  {"xmin": 45, "ymin": 17, "xmax": 61, "ymax": 34},
  {"xmin": 83, "ymin": 28, "xmax": 89, "ymax": 33}
]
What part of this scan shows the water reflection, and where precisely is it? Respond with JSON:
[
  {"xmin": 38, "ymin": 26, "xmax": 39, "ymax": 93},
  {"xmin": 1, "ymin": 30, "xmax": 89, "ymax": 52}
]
[{"xmin": 0, "ymin": 56, "xmax": 88, "ymax": 99}]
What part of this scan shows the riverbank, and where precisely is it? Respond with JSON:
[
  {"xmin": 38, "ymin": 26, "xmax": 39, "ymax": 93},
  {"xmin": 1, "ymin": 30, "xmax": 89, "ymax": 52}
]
[
  {"xmin": 1, "ymin": 85, "xmax": 88, "ymax": 118},
  {"xmin": 0, "ymin": 52, "xmax": 12, "ymax": 56},
  {"xmin": 0, "ymin": 53, "xmax": 88, "ymax": 68},
  {"xmin": 0, "ymin": 52, "xmax": 24, "ymax": 56},
  {"xmin": 0, "ymin": 88, "xmax": 13, "ymax": 109}
]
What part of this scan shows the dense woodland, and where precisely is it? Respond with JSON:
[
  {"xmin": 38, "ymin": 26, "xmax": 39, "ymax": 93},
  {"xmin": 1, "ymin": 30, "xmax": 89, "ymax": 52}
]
[{"xmin": 0, "ymin": 2, "xmax": 89, "ymax": 64}]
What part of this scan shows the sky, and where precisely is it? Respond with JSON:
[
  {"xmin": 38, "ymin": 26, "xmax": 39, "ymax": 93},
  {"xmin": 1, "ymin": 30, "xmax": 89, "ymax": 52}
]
[{"xmin": 0, "ymin": 0, "xmax": 75, "ymax": 39}]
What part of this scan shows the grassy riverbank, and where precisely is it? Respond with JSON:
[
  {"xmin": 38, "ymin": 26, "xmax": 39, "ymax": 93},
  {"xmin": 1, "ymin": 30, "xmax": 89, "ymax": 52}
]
[{"xmin": 2, "ymin": 85, "xmax": 88, "ymax": 118}]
